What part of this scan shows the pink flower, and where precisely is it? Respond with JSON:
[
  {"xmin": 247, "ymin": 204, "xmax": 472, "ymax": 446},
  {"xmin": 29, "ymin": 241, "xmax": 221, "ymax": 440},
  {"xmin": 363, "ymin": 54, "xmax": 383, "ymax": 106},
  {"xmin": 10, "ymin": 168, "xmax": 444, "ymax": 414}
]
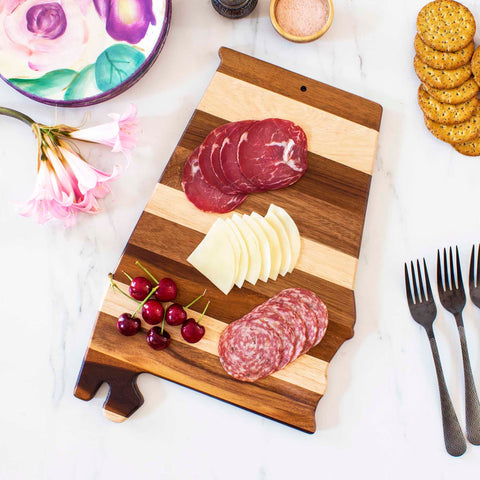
[
  {"xmin": 19, "ymin": 139, "xmax": 121, "ymax": 226},
  {"xmin": 70, "ymin": 104, "xmax": 139, "ymax": 159}
]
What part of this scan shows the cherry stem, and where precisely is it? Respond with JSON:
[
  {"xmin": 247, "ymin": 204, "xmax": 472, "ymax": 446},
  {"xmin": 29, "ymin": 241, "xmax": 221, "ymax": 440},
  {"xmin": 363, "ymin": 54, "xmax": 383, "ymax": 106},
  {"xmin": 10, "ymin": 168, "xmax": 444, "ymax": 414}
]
[
  {"xmin": 123, "ymin": 271, "xmax": 133, "ymax": 282},
  {"xmin": 185, "ymin": 289, "xmax": 207, "ymax": 309},
  {"xmin": 132, "ymin": 286, "xmax": 159, "ymax": 318},
  {"xmin": 161, "ymin": 308, "xmax": 166, "ymax": 335},
  {"xmin": 197, "ymin": 301, "xmax": 210, "ymax": 325},
  {"xmin": 135, "ymin": 260, "xmax": 158, "ymax": 284},
  {"xmin": 109, "ymin": 274, "xmax": 140, "ymax": 303}
]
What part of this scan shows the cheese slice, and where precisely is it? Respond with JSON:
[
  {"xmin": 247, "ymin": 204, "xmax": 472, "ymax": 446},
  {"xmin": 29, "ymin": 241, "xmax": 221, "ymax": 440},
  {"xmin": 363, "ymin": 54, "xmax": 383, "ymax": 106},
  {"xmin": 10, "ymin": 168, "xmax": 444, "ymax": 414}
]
[
  {"xmin": 250, "ymin": 212, "xmax": 282, "ymax": 281},
  {"xmin": 243, "ymin": 214, "xmax": 271, "ymax": 282},
  {"xmin": 187, "ymin": 218, "xmax": 236, "ymax": 295},
  {"xmin": 226, "ymin": 217, "xmax": 249, "ymax": 288},
  {"xmin": 265, "ymin": 208, "xmax": 291, "ymax": 276},
  {"xmin": 232, "ymin": 213, "xmax": 261, "ymax": 285},
  {"xmin": 267, "ymin": 204, "xmax": 301, "ymax": 273}
]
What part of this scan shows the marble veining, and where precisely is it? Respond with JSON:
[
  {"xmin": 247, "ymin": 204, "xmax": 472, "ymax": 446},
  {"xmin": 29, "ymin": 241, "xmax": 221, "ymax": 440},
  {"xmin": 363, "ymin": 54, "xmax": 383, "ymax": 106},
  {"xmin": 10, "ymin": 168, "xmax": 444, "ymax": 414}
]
[{"xmin": 1, "ymin": 0, "xmax": 480, "ymax": 478}]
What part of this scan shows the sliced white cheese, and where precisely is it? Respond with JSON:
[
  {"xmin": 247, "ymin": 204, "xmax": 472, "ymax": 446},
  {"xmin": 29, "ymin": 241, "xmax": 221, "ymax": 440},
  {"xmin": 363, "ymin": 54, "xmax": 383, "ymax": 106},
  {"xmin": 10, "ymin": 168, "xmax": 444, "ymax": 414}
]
[
  {"xmin": 232, "ymin": 213, "xmax": 261, "ymax": 285},
  {"xmin": 187, "ymin": 218, "xmax": 236, "ymax": 295},
  {"xmin": 243, "ymin": 214, "xmax": 271, "ymax": 283},
  {"xmin": 250, "ymin": 212, "xmax": 282, "ymax": 281},
  {"xmin": 265, "ymin": 209, "xmax": 291, "ymax": 276},
  {"xmin": 267, "ymin": 204, "xmax": 301, "ymax": 273},
  {"xmin": 226, "ymin": 217, "xmax": 249, "ymax": 288}
]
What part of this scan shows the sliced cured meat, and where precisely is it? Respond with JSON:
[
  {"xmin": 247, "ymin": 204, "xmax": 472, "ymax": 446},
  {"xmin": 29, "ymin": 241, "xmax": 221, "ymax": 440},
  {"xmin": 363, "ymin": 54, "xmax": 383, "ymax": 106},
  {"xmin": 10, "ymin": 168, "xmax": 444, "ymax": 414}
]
[
  {"xmin": 219, "ymin": 120, "xmax": 261, "ymax": 193},
  {"xmin": 252, "ymin": 300, "xmax": 305, "ymax": 361},
  {"xmin": 218, "ymin": 318, "xmax": 283, "ymax": 382},
  {"xmin": 243, "ymin": 309, "xmax": 296, "ymax": 369},
  {"xmin": 273, "ymin": 289, "xmax": 319, "ymax": 354},
  {"xmin": 238, "ymin": 119, "xmax": 308, "ymax": 190},
  {"xmin": 181, "ymin": 148, "xmax": 247, "ymax": 213},
  {"xmin": 210, "ymin": 126, "xmax": 243, "ymax": 194},
  {"xmin": 197, "ymin": 125, "xmax": 238, "ymax": 194}
]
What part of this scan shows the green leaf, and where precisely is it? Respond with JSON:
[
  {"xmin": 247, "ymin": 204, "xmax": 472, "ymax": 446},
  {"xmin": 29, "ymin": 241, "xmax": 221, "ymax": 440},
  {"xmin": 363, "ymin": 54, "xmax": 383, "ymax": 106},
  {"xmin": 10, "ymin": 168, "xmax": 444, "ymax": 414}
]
[
  {"xmin": 64, "ymin": 64, "xmax": 95, "ymax": 100},
  {"xmin": 8, "ymin": 69, "xmax": 77, "ymax": 97},
  {"xmin": 95, "ymin": 44, "xmax": 145, "ymax": 92}
]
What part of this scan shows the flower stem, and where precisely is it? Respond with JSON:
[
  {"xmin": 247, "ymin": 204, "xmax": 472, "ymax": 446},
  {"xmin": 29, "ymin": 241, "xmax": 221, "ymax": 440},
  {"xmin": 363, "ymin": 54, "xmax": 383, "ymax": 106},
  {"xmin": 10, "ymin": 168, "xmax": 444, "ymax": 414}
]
[
  {"xmin": 0, "ymin": 107, "xmax": 35, "ymax": 126},
  {"xmin": 185, "ymin": 289, "xmax": 207, "ymax": 309},
  {"xmin": 131, "ymin": 286, "xmax": 159, "ymax": 318}
]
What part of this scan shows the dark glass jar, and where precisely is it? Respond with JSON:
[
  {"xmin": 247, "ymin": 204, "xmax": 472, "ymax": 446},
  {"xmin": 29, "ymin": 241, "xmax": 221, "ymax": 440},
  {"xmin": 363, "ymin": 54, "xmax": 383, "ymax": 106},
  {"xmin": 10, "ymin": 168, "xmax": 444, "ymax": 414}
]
[{"xmin": 211, "ymin": 0, "xmax": 258, "ymax": 19}]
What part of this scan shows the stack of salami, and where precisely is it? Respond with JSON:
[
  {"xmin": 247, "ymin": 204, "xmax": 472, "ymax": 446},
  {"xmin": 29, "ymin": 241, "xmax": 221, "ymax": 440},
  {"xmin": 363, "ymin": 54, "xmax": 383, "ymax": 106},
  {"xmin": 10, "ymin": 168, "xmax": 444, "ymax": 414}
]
[
  {"xmin": 182, "ymin": 118, "xmax": 308, "ymax": 213},
  {"xmin": 218, "ymin": 288, "xmax": 328, "ymax": 382}
]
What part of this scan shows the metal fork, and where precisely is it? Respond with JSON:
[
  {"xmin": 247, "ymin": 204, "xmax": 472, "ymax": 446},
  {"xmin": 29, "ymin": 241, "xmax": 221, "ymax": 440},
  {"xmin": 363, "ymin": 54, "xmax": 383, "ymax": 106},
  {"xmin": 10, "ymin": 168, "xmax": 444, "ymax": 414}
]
[
  {"xmin": 469, "ymin": 245, "xmax": 480, "ymax": 310},
  {"xmin": 437, "ymin": 247, "xmax": 480, "ymax": 445},
  {"xmin": 405, "ymin": 260, "xmax": 466, "ymax": 456}
]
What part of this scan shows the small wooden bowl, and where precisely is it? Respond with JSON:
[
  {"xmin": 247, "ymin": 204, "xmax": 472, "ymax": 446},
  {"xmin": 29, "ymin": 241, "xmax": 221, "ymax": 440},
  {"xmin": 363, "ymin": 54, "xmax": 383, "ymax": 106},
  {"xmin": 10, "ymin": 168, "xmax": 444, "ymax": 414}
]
[{"xmin": 270, "ymin": 0, "xmax": 334, "ymax": 43}]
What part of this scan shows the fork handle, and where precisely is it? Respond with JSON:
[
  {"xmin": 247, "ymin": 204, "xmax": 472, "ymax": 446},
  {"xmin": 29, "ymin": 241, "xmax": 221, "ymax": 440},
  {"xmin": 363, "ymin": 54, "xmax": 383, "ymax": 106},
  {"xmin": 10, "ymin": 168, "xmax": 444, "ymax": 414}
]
[
  {"xmin": 427, "ymin": 331, "xmax": 466, "ymax": 456},
  {"xmin": 454, "ymin": 314, "xmax": 480, "ymax": 445}
]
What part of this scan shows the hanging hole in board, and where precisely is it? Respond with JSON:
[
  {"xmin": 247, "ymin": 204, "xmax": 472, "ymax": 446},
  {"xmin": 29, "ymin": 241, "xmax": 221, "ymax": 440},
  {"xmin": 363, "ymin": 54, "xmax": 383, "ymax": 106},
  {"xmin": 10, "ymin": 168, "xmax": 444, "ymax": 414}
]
[{"xmin": 300, "ymin": 86, "xmax": 307, "ymax": 92}]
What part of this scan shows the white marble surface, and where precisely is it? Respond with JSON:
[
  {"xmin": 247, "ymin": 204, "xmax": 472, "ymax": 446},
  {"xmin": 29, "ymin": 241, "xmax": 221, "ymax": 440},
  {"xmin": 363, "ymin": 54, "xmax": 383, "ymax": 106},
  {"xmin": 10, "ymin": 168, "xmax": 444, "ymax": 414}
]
[{"xmin": 1, "ymin": 0, "xmax": 480, "ymax": 478}]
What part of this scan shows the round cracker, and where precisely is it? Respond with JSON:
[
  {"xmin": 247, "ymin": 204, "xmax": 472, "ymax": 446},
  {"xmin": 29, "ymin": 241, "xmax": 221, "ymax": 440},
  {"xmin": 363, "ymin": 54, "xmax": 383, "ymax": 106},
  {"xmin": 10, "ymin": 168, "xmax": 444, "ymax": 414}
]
[
  {"xmin": 423, "ymin": 77, "xmax": 479, "ymax": 104},
  {"xmin": 417, "ymin": 0, "xmax": 475, "ymax": 53},
  {"xmin": 424, "ymin": 106, "xmax": 480, "ymax": 144},
  {"xmin": 472, "ymin": 46, "xmax": 480, "ymax": 85},
  {"xmin": 414, "ymin": 56, "xmax": 471, "ymax": 89},
  {"xmin": 453, "ymin": 136, "xmax": 480, "ymax": 155},
  {"xmin": 414, "ymin": 34, "xmax": 474, "ymax": 70},
  {"xmin": 418, "ymin": 85, "xmax": 478, "ymax": 125}
]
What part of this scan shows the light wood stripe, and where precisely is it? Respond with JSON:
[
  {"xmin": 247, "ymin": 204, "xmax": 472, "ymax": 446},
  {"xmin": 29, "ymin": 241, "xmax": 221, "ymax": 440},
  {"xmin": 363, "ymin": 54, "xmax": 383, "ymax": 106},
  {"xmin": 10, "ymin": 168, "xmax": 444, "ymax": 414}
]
[
  {"xmin": 102, "ymin": 282, "xmax": 328, "ymax": 395},
  {"xmin": 145, "ymin": 183, "xmax": 357, "ymax": 290},
  {"xmin": 198, "ymin": 72, "xmax": 378, "ymax": 175}
]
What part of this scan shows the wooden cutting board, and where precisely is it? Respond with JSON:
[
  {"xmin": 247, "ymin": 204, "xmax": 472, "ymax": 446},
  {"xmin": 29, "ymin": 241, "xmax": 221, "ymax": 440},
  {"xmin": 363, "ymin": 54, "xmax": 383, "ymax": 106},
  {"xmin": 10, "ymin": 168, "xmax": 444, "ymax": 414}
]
[{"xmin": 74, "ymin": 47, "xmax": 382, "ymax": 433}]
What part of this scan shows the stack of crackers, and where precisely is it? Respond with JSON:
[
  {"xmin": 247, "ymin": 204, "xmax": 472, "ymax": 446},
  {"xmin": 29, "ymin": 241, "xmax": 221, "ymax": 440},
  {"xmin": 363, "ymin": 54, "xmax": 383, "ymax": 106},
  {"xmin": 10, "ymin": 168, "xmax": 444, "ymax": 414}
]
[{"xmin": 414, "ymin": 0, "xmax": 480, "ymax": 156}]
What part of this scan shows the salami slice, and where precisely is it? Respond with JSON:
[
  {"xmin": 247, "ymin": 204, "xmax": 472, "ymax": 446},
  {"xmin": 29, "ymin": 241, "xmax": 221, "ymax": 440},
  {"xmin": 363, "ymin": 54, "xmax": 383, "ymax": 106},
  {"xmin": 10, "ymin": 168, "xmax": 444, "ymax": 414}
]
[
  {"xmin": 218, "ymin": 318, "xmax": 283, "ymax": 382},
  {"xmin": 242, "ymin": 309, "xmax": 295, "ymax": 369},
  {"xmin": 238, "ymin": 119, "xmax": 308, "ymax": 190},
  {"xmin": 251, "ymin": 300, "xmax": 305, "ymax": 362},
  {"xmin": 277, "ymin": 288, "xmax": 327, "ymax": 349},
  {"xmin": 219, "ymin": 120, "xmax": 261, "ymax": 193},
  {"xmin": 181, "ymin": 148, "xmax": 247, "ymax": 213}
]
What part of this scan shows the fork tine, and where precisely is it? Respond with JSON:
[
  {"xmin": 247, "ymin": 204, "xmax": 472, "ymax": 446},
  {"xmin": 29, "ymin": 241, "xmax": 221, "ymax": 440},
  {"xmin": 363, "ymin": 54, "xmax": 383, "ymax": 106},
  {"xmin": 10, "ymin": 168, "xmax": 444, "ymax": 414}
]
[
  {"xmin": 449, "ymin": 246, "xmax": 456, "ymax": 290},
  {"xmin": 455, "ymin": 246, "xmax": 464, "ymax": 292},
  {"xmin": 470, "ymin": 245, "xmax": 475, "ymax": 289},
  {"xmin": 477, "ymin": 244, "xmax": 480, "ymax": 289},
  {"xmin": 437, "ymin": 250, "xmax": 445, "ymax": 293},
  {"xmin": 417, "ymin": 259, "xmax": 426, "ymax": 301},
  {"xmin": 444, "ymin": 248, "xmax": 451, "ymax": 290},
  {"xmin": 424, "ymin": 258, "xmax": 433, "ymax": 301},
  {"xmin": 404, "ymin": 263, "xmax": 414, "ymax": 306},
  {"xmin": 411, "ymin": 261, "xmax": 420, "ymax": 304}
]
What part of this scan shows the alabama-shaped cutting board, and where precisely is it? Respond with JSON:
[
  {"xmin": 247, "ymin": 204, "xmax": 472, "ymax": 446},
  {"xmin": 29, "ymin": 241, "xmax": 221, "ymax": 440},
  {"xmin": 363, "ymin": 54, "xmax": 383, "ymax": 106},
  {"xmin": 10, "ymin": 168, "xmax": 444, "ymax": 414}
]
[{"xmin": 74, "ymin": 47, "xmax": 382, "ymax": 433}]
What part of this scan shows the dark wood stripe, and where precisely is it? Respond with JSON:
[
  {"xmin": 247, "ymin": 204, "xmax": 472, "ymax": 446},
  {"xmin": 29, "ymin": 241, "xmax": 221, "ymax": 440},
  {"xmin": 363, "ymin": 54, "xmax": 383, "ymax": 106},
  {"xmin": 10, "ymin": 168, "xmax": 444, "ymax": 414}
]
[
  {"xmin": 217, "ymin": 47, "xmax": 383, "ymax": 131},
  {"xmin": 161, "ymin": 110, "xmax": 372, "ymax": 257},
  {"xmin": 91, "ymin": 311, "xmax": 320, "ymax": 432}
]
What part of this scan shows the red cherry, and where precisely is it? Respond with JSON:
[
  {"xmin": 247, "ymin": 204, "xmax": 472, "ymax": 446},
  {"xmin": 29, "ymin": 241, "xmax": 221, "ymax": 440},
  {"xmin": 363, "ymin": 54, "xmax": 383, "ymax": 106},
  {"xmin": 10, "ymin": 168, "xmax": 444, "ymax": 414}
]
[
  {"xmin": 146, "ymin": 327, "xmax": 171, "ymax": 350},
  {"xmin": 142, "ymin": 300, "xmax": 164, "ymax": 325},
  {"xmin": 181, "ymin": 318, "xmax": 205, "ymax": 343},
  {"xmin": 154, "ymin": 278, "xmax": 177, "ymax": 302},
  {"xmin": 117, "ymin": 313, "xmax": 141, "ymax": 336},
  {"xmin": 129, "ymin": 277, "xmax": 152, "ymax": 300},
  {"xmin": 166, "ymin": 303, "xmax": 187, "ymax": 326}
]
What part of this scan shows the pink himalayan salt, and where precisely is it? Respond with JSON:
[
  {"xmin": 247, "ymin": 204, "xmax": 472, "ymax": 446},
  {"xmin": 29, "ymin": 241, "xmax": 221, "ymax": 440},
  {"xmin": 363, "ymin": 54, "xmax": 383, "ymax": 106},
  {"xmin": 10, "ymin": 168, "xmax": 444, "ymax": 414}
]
[{"xmin": 275, "ymin": 0, "xmax": 329, "ymax": 37}]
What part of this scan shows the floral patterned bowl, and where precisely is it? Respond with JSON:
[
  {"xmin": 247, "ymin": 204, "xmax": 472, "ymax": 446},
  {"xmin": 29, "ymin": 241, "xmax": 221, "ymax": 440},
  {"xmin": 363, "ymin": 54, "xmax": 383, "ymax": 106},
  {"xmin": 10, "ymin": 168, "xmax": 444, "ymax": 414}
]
[{"xmin": 0, "ymin": 0, "xmax": 172, "ymax": 106}]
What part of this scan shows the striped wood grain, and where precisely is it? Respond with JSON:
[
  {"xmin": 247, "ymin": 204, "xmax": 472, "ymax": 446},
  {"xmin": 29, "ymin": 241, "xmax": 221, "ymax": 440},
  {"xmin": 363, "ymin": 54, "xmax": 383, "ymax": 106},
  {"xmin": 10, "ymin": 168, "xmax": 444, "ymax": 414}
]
[{"xmin": 75, "ymin": 47, "xmax": 382, "ymax": 432}]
